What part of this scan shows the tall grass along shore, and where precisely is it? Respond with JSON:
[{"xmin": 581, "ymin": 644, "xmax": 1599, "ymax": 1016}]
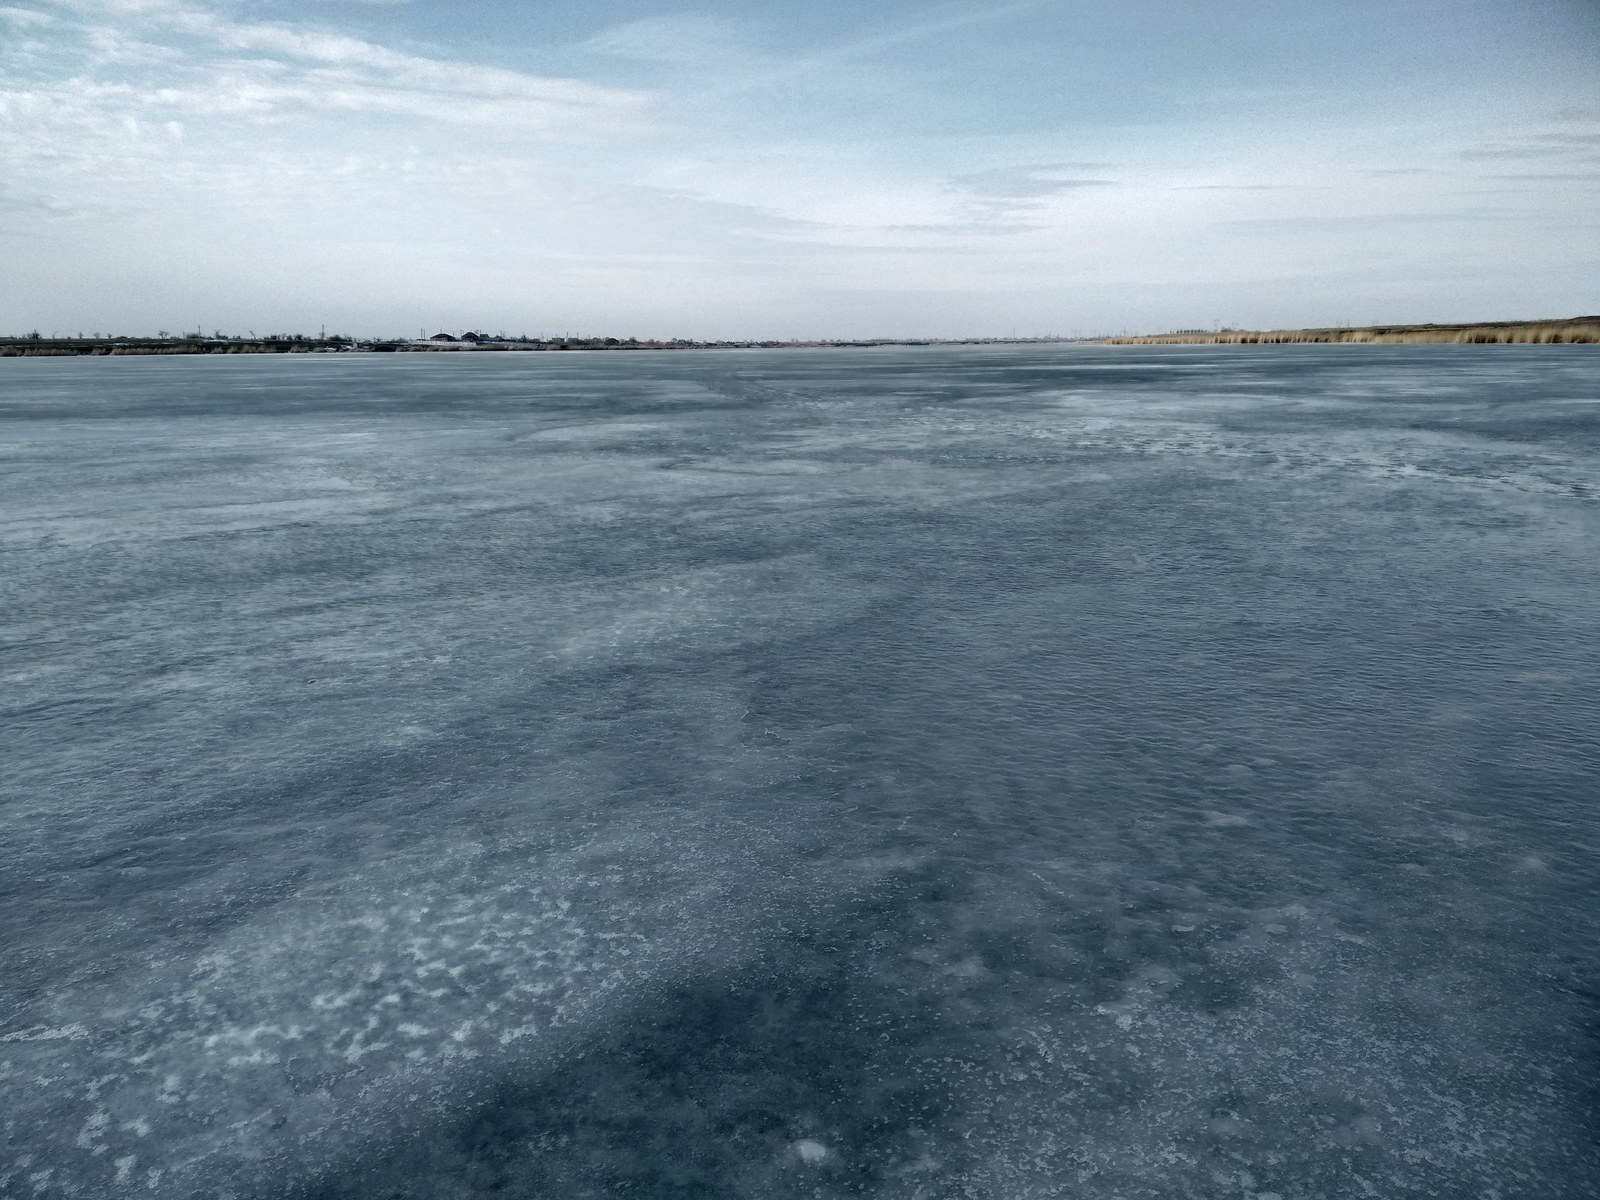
[{"xmin": 1110, "ymin": 317, "xmax": 1599, "ymax": 345}]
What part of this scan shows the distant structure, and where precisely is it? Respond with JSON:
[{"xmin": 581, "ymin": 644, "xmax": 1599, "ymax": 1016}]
[
  {"xmin": 460, "ymin": 332, "xmax": 481, "ymax": 343},
  {"xmin": 429, "ymin": 333, "xmax": 457, "ymax": 343}
]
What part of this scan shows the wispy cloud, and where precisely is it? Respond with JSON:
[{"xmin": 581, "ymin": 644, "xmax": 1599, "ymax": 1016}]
[
  {"xmin": 1221, "ymin": 209, "xmax": 1519, "ymax": 231},
  {"xmin": 1174, "ymin": 184, "xmax": 1301, "ymax": 191},
  {"xmin": 951, "ymin": 164, "xmax": 1116, "ymax": 199},
  {"xmin": 0, "ymin": 0, "xmax": 668, "ymax": 303},
  {"xmin": 783, "ymin": 0, "xmax": 1062, "ymax": 76},
  {"xmin": 934, "ymin": 162, "xmax": 1116, "ymax": 230},
  {"xmin": 0, "ymin": 5, "xmax": 54, "ymax": 25},
  {"xmin": 1462, "ymin": 128, "xmax": 1600, "ymax": 162},
  {"xmin": 584, "ymin": 14, "xmax": 761, "ymax": 68},
  {"xmin": 679, "ymin": 0, "xmax": 1063, "ymax": 98},
  {"xmin": 9, "ymin": 0, "xmax": 651, "ymax": 134},
  {"xmin": 1482, "ymin": 171, "xmax": 1600, "ymax": 182}
]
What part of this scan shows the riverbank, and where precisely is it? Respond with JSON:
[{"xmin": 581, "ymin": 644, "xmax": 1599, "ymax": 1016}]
[{"xmin": 1110, "ymin": 317, "xmax": 1599, "ymax": 345}]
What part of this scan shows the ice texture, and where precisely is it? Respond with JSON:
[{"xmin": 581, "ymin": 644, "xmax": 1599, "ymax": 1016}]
[{"xmin": 1, "ymin": 345, "xmax": 1597, "ymax": 1198}]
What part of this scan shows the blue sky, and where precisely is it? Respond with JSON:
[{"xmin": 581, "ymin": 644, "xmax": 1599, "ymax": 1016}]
[{"xmin": 1, "ymin": 0, "xmax": 1596, "ymax": 337}]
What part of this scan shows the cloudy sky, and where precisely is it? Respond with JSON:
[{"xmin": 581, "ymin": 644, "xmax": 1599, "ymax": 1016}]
[{"xmin": 2, "ymin": 0, "xmax": 1597, "ymax": 339}]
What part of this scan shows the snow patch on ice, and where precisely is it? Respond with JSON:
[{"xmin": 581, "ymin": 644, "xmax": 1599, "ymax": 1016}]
[{"xmin": 792, "ymin": 1139, "xmax": 830, "ymax": 1165}]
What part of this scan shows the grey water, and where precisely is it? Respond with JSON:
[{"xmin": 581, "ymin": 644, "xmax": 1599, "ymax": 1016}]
[{"xmin": 1, "ymin": 345, "xmax": 1597, "ymax": 1199}]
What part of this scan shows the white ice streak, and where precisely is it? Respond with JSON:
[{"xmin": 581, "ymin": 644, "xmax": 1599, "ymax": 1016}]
[
  {"xmin": 0, "ymin": 813, "xmax": 906, "ymax": 1195},
  {"xmin": 960, "ymin": 904, "xmax": 1531, "ymax": 1195}
]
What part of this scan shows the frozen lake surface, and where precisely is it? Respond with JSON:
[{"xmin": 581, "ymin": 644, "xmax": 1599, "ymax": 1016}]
[{"xmin": 2, "ymin": 345, "xmax": 1597, "ymax": 1198}]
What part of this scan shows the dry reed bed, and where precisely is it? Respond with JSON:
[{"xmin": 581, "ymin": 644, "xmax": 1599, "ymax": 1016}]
[{"xmin": 1112, "ymin": 319, "xmax": 1600, "ymax": 345}]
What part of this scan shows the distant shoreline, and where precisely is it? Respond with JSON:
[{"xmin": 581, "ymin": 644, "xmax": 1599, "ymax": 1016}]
[
  {"xmin": 1108, "ymin": 317, "xmax": 1599, "ymax": 345},
  {"xmin": 0, "ymin": 335, "xmax": 1074, "ymax": 358},
  {"xmin": 4, "ymin": 318, "xmax": 1596, "ymax": 357}
]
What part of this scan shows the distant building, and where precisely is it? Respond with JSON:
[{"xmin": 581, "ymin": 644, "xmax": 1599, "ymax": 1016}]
[
  {"xmin": 460, "ymin": 332, "xmax": 481, "ymax": 343},
  {"xmin": 430, "ymin": 333, "xmax": 457, "ymax": 343}
]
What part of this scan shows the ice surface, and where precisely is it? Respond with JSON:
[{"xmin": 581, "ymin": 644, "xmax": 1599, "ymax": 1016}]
[{"xmin": 1, "ymin": 346, "xmax": 1597, "ymax": 1197}]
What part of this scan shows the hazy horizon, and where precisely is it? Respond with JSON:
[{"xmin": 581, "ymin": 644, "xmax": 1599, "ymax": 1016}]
[{"xmin": 3, "ymin": 0, "xmax": 1598, "ymax": 340}]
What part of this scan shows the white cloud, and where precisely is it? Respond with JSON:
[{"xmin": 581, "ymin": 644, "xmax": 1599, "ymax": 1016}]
[
  {"xmin": 10, "ymin": 0, "xmax": 651, "ymax": 134},
  {"xmin": 2, "ymin": 1, "xmax": 1597, "ymax": 335},
  {"xmin": 0, "ymin": 6, "xmax": 54, "ymax": 25},
  {"xmin": 180, "ymin": 14, "xmax": 644, "ymax": 113},
  {"xmin": 951, "ymin": 165, "xmax": 1117, "ymax": 200}
]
